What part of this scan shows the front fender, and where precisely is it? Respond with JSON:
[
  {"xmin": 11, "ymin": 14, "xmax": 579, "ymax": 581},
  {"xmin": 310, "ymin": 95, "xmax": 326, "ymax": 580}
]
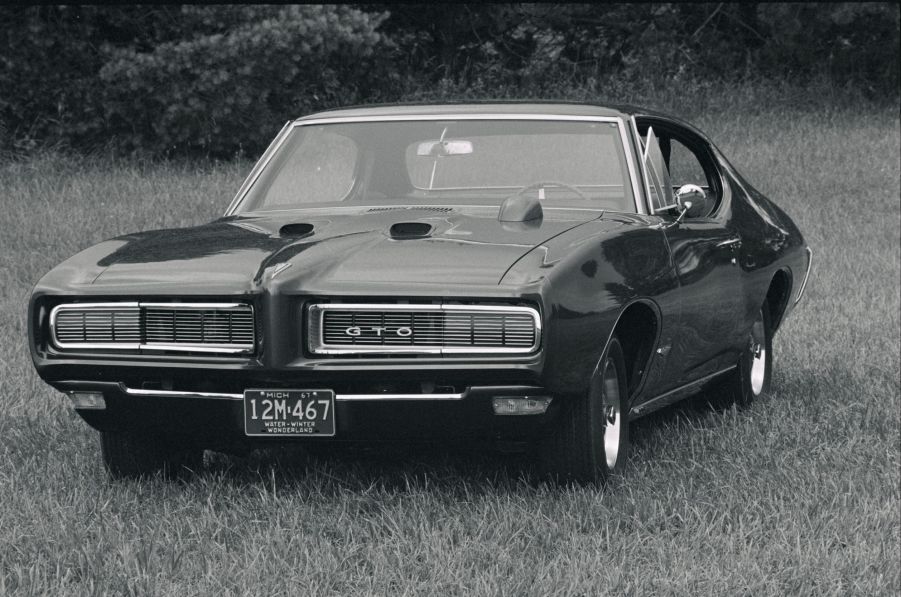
[{"xmin": 505, "ymin": 215, "xmax": 679, "ymax": 397}]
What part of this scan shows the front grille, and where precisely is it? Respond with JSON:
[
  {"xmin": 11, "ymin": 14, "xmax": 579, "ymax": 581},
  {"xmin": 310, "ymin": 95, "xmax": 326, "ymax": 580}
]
[
  {"xmin": 143, "ymin": 307, "xmax": 254, "ymax": 346},
  {"xmin": 309, "ymin": 304, "xmax": 540, "ymax": 355},
  {"xmin": 53, "ymin": 307, "xmax": 141, "ymax": 344},
  {"xmin": 50, "ymin": 302, "xmax": 255, "ymax": 354}
]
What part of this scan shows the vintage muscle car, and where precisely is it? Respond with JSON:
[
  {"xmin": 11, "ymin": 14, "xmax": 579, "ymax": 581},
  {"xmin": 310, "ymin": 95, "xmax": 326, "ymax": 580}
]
[{"xmin": 28, "ymin": 103, "xmax": 811, "ymax": 483}]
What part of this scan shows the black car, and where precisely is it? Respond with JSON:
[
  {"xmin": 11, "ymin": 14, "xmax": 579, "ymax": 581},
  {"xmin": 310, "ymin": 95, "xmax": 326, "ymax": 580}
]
[{"xmin": 28, "ymin": 103, "xmax": 811, "ymax": 483}]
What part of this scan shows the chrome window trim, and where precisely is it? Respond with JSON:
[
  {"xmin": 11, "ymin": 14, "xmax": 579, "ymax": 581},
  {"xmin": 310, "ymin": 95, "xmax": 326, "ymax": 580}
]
[
  {"xmin": 618, "ymin": 117, "xmax": 645, "ymax": 215},
  {"xmin": 49, "ymin": 302, "xmax": 255, "ymax": 354},
  {"xmin": 409, "ymin": 183, "xmax": 627, "ymax": 192},
  {"xmin": 308, "ymin": 303, "xmax": 542, "ymax": 356},
  {"xmin": 629, "ymin": 116, "xmax": 654, "ymax": 215},
  {"xmin": 238, "ymin": 203, "xmax": 625, "ymax": 217},
  {"xmin": 225, "ymin": 114, "xmax": 645, "ymax": 217},
  {"xmin": 630, "ymin": 116, "xmax": 681, "ymax": 214},
  {"xmin": 225, "ymin": 119, "xmax": 293, "ymax": 215}
]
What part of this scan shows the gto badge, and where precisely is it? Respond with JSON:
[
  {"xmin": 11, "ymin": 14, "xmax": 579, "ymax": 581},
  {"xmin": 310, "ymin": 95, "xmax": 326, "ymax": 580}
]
[{"xmin": 345, "ymin": 326, "xmax": 412, "ymax": 337}]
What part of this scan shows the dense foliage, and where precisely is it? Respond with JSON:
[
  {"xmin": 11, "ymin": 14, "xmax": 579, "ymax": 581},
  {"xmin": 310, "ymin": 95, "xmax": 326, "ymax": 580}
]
[{"xmin": 1, "ymin": 3, "xmax": 898, "ymax": 156}]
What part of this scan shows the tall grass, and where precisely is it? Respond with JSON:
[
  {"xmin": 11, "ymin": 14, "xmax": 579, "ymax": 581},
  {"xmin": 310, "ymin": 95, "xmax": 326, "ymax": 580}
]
[{"xmin": 0, "ymin": 97, "xmax": 898, "ymax": 595}]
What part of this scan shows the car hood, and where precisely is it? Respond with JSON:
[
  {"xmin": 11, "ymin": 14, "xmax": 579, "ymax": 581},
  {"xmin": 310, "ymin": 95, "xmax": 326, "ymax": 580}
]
[{"xmin": 87, "ymin": 206, "xmax": 603, "ymax": 291}]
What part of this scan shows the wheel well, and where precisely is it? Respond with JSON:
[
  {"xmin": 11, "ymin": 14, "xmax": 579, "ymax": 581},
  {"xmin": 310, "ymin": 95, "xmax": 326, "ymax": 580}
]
[
  {"xmin": 612, "ymin": 302, "xmax": 658, "ymax": 396},
  {"xmin": 766, "ymin": 270, "xmax": 792, "ymax": 332}
]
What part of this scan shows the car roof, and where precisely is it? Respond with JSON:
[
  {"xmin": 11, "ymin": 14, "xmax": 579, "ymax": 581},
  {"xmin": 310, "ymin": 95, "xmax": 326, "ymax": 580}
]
[
  {"xmin": 295, "ymin": 101, "xmax": 654, "ymax": 122},
  {"xmin": 291, "ymin": 101, "xmax": 714, "ymax": 146}
]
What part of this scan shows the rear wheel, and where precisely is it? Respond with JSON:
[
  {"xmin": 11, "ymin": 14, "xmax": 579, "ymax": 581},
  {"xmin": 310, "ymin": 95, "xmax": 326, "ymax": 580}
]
[
  {"xmin": 100, "ymin": 430, "xmax": 203, "ymax": 480},
  {"xmin": 539, "ymin": 336, "xmax": 629, "ymax": 485},
  {"xmin": 710, "ymin": 302, "xmax": 773, "ymax": 409}
]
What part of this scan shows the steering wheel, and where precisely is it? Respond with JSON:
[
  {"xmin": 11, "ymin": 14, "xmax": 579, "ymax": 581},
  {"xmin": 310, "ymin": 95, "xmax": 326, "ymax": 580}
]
[{"xmin": 516, "ymin": 181, "xmax": 589, "ymax": 201}]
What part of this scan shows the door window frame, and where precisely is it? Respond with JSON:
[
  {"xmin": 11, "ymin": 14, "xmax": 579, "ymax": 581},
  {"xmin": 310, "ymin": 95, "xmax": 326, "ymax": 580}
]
[
  {"xmin": 631, "ymin": 116, "xmax": 728, "ymax": 219},
  {"xmin": 639, "ymin": 126, "xmax": 677, "ymax": 212}
]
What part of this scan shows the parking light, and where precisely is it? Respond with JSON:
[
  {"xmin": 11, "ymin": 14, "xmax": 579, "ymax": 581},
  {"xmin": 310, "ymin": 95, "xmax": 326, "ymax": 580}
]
[
  {"xmin": 492, "ymin": 396, "xmax": 552, "ymax": 415},
  {"xmin": 68, "ymin": 391, "xmax": 106, "ymax": 410}
]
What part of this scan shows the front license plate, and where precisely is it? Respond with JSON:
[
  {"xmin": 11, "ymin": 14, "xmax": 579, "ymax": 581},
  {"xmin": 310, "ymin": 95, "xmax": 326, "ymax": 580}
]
[{"xmin": 244, "ymin": 389, "xmax": 335, "ymax": 437}]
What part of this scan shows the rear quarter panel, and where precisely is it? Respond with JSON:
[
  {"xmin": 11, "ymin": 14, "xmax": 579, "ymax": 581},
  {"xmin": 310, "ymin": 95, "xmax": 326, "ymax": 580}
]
[{"xmin": 716, "ymin": 149, "xmax": 809, "ymax": 330}]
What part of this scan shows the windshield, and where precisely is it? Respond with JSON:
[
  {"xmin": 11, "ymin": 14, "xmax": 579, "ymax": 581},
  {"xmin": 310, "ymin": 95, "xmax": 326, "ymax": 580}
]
[{"xmin": 236, "ymin": 119, "xmax": 635, "ymax": 213}]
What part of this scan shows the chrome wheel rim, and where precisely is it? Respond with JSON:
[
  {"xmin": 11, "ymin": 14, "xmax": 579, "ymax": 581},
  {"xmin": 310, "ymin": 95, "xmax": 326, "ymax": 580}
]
[
  {"xmin": 601, "ymin": 359, "xmax": 621, "ymax": 469},
  {"xmin": 749, "ymin": 310, "xmax": 767, "ymax": 395}
]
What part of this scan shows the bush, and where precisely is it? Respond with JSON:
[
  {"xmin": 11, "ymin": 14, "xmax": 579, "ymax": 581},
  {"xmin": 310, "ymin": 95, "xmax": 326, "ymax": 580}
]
[
  {"xmin": 98, "ymin": 6, "xmax": 389, "ymax": 156},
  {"xmin": 373, "ymin": 3, "xmax": 900, "ymax": 97},
  {"xmin": 0, "ymin": 4, "xmax": 897, "ymax": 158},
  {"xmin": 0, "ymin": 6, "xmax": 106, "ymax": 152}
]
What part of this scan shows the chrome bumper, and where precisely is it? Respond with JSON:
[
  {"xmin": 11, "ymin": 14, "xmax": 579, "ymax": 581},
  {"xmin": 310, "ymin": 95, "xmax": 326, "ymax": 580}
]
[{"xmin": 63, "ymin": 382, "xmax": 546, "ymax": 402}]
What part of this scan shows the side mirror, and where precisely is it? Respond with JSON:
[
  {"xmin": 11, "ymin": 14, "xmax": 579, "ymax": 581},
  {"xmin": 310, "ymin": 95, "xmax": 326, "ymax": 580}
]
[
  {"xmin": 670, "ymin": 184, "xmax": 706, "ymax": 225},
  {"xmin": 675, "ymin": 183, "xmax": 706, "ymax": 210},
  {"xmin": 673, "ymin": 200, "xmax": 693, "ymax": 226}
]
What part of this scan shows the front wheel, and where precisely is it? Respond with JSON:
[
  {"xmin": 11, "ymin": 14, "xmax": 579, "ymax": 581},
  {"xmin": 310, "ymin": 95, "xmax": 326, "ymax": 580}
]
[{"xmin": 539, "ymin": 336, "xmax": 629, "ymax": 485}]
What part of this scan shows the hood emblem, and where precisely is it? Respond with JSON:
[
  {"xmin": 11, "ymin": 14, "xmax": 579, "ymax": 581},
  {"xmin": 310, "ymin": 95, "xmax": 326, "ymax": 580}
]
[{"xmin": 345, "ymin": 326, "xmax": 412, "ymax": 337}]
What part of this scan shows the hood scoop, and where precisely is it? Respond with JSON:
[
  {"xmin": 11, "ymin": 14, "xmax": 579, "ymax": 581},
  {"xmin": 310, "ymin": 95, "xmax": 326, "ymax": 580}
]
[
  {"xmin": 389, "ymin": 221, "xmax": 434, "ymax": 239},
  {"xmin": 279, "ymin": 223, "xmax": 314, "ymax": 238}
]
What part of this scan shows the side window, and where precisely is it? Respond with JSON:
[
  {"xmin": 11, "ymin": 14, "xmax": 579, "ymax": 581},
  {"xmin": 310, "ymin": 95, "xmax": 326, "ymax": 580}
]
[
  {"xmin": 637, "ymin": 120, "xmax": 724, "ymax": 217},
  {"xmin": 667, "ymin": 138, "xmax": 708, "ymax": 188},
  {"xmin": 668, "ymin": 134, "xmax": 722, "ymax": 219}
]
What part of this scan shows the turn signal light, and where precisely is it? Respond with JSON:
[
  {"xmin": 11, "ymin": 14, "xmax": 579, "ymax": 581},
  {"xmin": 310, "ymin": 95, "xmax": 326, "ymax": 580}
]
[
  {"xmin": 492, "ymin": 396, "xmax": 552, "ymax": 415},
  {"xmin": 68, "ymin": 391, "xmax": 106, "ymax": 410}
]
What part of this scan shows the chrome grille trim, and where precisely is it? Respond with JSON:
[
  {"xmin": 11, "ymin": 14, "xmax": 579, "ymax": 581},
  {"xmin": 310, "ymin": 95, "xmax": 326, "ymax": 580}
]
[
  {"xmin": 49, "ymin": 302, "xmax": 255, "ymax": 354},
  {"xmin": 308, "ymin": 303, "xmax": 541, "ymax": 355}
]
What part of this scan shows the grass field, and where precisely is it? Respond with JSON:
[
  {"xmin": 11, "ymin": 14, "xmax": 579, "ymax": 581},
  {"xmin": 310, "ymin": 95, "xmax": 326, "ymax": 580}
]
[{"xmin": 0, "ymin": 101, "xmax": 898, "ymax": 596}]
